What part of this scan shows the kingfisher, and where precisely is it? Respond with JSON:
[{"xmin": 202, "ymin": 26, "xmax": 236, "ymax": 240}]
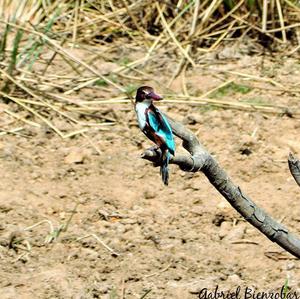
[{"xmin": 135, "ymin": 86, "xmax": 175, "ymax": 185}]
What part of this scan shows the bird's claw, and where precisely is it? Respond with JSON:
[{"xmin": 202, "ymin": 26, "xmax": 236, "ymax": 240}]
[
  {"xmin": 141, "ymin": 146, "xmax": 162, "ymax": 167},
  {"xmin": 147, "ymin": 145, "xmax": 159, "ymax": 152}
]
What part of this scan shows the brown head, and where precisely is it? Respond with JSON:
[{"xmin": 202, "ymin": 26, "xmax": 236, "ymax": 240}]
[{"xmin": 135, "ymin": 86, "xmax": 163, "ymax": 103}]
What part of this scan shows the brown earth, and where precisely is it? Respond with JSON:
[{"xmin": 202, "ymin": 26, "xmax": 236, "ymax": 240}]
[{"xmin": 1, "ymin": 52, "xmax": 300, "ymax": 298}]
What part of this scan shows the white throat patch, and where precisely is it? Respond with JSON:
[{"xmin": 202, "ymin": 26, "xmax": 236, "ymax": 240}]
[{"xmin": 135, "ymin": 101, "xmax": 151, "ymax": 130}]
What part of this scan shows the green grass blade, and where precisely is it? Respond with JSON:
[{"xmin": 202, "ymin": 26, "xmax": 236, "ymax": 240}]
[
  {"xmin": 283, "ymin": 278, "xmax": 289, "ymax": 299},
  {"xmin": 27, "ymin": 9, "xmax": 60, "ymax": 70},
  {"xmin": 0, "ymin": 23, "xmax": 10, "ymax": 60},
  {"xmin": 8, "ymin": 29, "xmax": 24, "ymax": 75},
  {"xmin": 18, "ymin": 8, "xmax": 60, "ymax": 71},
  {"xmin": 247, "ymin": 0, "xmax": 256, "ymax": 10},
  {"xmin": 223, "ymin": 0, "xmax": 235, "ymax": 10}
]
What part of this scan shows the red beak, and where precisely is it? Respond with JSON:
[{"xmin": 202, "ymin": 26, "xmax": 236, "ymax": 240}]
[{"xmin": 148, "ymin": 91, "xmax": 163, "ymax": 101}]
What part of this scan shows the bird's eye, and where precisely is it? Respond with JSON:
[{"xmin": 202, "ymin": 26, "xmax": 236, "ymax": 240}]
[{"xmin": 145, "ymin": 93, "xmax": 151, "ymax": 99}]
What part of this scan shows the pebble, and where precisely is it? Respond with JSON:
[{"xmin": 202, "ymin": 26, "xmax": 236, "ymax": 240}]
[
  {"xmin": 217, "ymin": 200, "xmax": 232, "ymax": 212},
  {"xmin": 286, "ymin": 262, "xmax": 295, "ymax": 271},
  {"xmin": 227, "ymin": 274, "xmax": 243, "ymax": 285},
  {"xmin": 120, "ymin": 218, "xmax": 137, "ymax": 225},
  {"xmin": 64, "ymin": 150, "xmax": 85, "ymax": 164},
  {"xmin": 143, "ymin": 189, "xmax": 156, "ymax": 199},
  {"xmin": 182, "ymin": 114, "xmax": 202, "ymax": 125},
  {"xmin": 219, "ymin": 221, "xmax": 232, "ymax": 239},
  {"xmin": 224, "ymin": 224, "xmax": 246, "ymax": 241}
]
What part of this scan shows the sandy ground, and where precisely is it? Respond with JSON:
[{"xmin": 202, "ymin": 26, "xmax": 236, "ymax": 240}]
[{"xmin": 1, "ymin": 52, "xmax": 300, "ymax": 298}]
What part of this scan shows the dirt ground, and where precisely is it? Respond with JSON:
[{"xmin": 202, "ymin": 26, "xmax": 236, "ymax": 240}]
[{"xmin": 1, "ymin": 50, "xmax": 300, "ymax": 298}]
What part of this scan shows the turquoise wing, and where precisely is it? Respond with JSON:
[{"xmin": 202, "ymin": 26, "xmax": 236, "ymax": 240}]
[{"xmin": 148, "ymin": 108, "xmax": 175, "ymax": 155}]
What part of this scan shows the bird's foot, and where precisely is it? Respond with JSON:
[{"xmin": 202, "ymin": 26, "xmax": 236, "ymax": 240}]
[
  {"xmin": 146, "ymin": 145, "xmax": 159, "ymax": 152},
  {"xmin": 141, "ymin": 146, "xmax": 162, "ymax": 167}
]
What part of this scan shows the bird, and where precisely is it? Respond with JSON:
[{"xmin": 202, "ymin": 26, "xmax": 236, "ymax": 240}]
[{"xmin": 135, "ymin": 86, "xmax": 175, "ymax": 185}]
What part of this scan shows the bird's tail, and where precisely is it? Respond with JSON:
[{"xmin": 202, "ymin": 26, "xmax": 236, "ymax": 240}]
[{"xmin": 160, "ymin": 150, "xmax": 170, "ymax": 186}]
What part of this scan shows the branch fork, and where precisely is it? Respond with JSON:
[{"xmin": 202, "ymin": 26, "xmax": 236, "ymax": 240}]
[{"xmin": 142, "ymin": 116, "xmax": 300, "ymax": 259}]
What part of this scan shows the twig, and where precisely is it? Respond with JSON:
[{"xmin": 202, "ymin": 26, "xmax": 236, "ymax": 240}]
[
  {"xmin": 262, "ymin": 0, "xmax": 268, "ymax": 32},
  {"xmin": 4, "ymin": 109, "xmax": 41, "ymax": 127},
  {"xmin": 0, "ymin": 89, "xmax": 64, "ymax": 137},
  {"xmin": 140, "ymin": 289, "xmax": 152, "ymax": 299},
  {"xmin": 0, "ymin": 127, "xmax": 24, "ymax": 136},
  {"xmin": 219, "ymin": 70, "xmax": 285, "ymax": 88},
  {"xmin": 163, "ymin": 97, "xmax": 298, "ymax": 116},
  {"xmin": 156, "ymin": 2, "xmax": 196, "ymax": 67},
  {"xmin": 0, "ymin": 20, "xmax": 126, "ymax": 93},
  {"xmin": 120, "ymin": 276, "xmax": 125, "ymax": 299},
  {"xmin": 72, "ymin": 0, "xmax": 80, "ymax": 46},
  {"xmin": 230, "ymin": 240, "xmax": 259, "ymax": 245},
  {"xmin": 24, "ymin": 220, "xmax": 54, "ymax": 233},
  {"xmin": 76, "ymin": 234, "xmax": 120, "ymax": 256},
  {"xmin": 198, "ymin": 79, "xmax": 235, "ymax": 99},
  {"xmin": 275, "ymin": 0, "xmax": 287, "ymax": 43},
  {"xmin": 143, "ymin": 262, "xmax": 173, "ymax": 278}
]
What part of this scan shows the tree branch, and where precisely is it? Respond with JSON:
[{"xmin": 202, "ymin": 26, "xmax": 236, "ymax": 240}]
[
  {"xmin": 288, "ymin": 153, "xmax": 300, "ymax": 187},
  {"xmin": 142, "ymin": 116, "xmax": 300, "ymax": 259}
]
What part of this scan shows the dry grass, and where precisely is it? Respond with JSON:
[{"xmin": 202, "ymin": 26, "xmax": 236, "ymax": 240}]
[{"xmin": 0, "ymin": 0, "xmax": 300, "ymax": 137}]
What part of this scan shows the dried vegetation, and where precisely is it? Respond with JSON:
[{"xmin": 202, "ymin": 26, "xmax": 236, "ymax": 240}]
[{"xmin": 1, "ymin": 0, "xmax": 300, "ymax": 137}]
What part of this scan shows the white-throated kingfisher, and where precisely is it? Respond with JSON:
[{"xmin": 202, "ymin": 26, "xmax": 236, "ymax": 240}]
[{"xmin": 135, "ymin": 86, "xmax": 175, "ymax": 185}]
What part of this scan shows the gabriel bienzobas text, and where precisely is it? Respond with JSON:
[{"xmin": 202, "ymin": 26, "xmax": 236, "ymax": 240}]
[{"xmin": 198, "ymin": 286, "xmax": 300, "ymax": 299}]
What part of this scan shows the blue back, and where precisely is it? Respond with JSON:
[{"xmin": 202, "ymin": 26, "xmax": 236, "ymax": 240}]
[{"xmin": 148, "ymin": 107, "xmax": 175, "ymax": 155}]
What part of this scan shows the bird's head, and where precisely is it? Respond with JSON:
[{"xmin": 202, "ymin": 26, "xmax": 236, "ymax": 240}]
[{"xmin": 135, "ymin": 86, "xmax": 163, "ymax": 103}]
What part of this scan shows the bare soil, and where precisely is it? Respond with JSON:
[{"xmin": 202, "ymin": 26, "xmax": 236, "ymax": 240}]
[{"xmin": 1, "ymin": 52, "xmax": 300, "ymax": 298}]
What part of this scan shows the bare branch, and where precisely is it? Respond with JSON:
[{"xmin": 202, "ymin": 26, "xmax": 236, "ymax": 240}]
[{"xmin": 142, "ymin": 116, "xmax": 300, "ymax": 259}]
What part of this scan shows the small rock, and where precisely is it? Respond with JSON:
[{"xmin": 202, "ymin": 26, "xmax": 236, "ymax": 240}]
[
  {"xmin": 64, "ymin": 149, "xmax": 85, "ymax": 164},
  {"xmin": 240, "ymin": 134, "xmax": 256, "ymax": 146},
  {"xmin": 215, "ymin": 201, "xmax": 235, "ymax": 223},
  {"xmin": 217, "ymin": 200, "xmax": 232, "ymax": 212},
  {"xmin": 286, "ymin": 262, "xmax": 295, "ymax": 271},
  {"xmin": 219, "ymin": 221, "xmax": 232, "ymax": 239},
  {"xmin": 120, "ymin": 218, "xmax": 137, "ymax": 225},
  {"xmin": 217, "ymin": 45, "xmax": 242, "ymax": 59},
  {"xmin": 144, "ymin": 190, "xmax": 156, "ymax": 199},
  {"xmin": 224, "ymin": 224, "xmax": 246, "ymax": 241},
  {"xmin": 227, "ymin": 274, "xmax": 243, "ymax": 285},
  {"xmin": 182, "ymin": 114, "xmax": 202, "ymax": 125},
  {"xmin": 59, "ymin": 212, "xmax": 66, "ymax": 220}
]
